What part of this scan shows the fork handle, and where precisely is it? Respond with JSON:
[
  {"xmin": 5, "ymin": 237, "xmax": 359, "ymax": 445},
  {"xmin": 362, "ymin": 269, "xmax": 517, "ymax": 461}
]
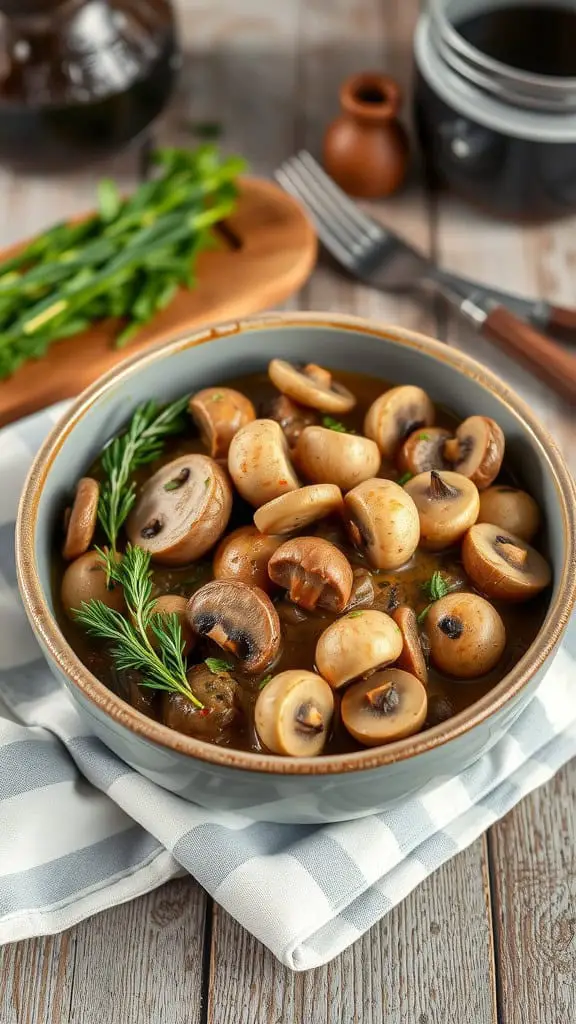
[
  {"xmin": 483, "ymin": 306, "xmax": 576, "ymax": 402},
  {"xmin": 547, "ymin": 304, "xmax": 576, "ymax": 342}
]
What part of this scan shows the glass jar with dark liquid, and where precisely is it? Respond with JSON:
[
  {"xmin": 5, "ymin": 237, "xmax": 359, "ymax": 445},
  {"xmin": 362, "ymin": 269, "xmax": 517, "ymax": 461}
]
[
  {"xmin": 414, "ymin": 0, "xmax": 576, "ymax": 221},
  {"xmin": 0, "ymin": 0, "xmax": 179, "ymax": 170}
]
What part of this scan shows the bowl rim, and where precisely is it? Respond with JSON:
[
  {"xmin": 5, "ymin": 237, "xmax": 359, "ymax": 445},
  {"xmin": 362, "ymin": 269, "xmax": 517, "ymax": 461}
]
[{"xmin": 16, "ymin": 311, "xmax": 576, "ymax": 776}]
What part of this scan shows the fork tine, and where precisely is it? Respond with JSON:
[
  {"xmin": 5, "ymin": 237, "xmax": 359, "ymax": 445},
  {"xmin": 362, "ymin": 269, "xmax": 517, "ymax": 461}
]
[
  {"xmin": 282, "ymin": 156, "xmax": 363, "ymax": 250},
  {"xmin": 275, "ymin": 166, "xmax": 357, "ymax": 268},
  {"xmin": 296, "ymin": 151, "xmax": 383, "ymax": 241}
]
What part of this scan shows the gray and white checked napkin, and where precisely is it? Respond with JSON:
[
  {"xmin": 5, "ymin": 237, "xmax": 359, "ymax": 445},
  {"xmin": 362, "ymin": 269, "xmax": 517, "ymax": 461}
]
[{"xmin": 0, "ymin": 403, "xmax": 574, "ymax": 971}]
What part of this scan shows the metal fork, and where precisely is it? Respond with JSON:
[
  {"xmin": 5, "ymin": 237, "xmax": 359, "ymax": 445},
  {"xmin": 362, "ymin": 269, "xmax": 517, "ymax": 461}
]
[{"xmin": 275, "ymin": 151, "xmax": 576, "ymax": 403}]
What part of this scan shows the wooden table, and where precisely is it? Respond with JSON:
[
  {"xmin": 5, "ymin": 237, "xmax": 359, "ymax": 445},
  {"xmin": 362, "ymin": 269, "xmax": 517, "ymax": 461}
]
[{"xmin": 1, "ymin": 2, "xmax": 574, "ymax": 1021}]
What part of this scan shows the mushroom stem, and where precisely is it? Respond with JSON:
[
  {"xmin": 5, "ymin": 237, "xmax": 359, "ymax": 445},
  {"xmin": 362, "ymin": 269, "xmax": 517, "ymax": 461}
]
[
  {"xmin": 443, "ymin": 438, "xmax": 460, "ymax": 462},
  {"xmin": 495, "ymin": 536, "xmax": 529, "ymax": 568},
  {"xmin": 206, "ymin": 622, "xmax": 240, "ymax": 655},
  {"xmin": 429, "ymin": 470, "xmax": 458, "ymax": 500},
  {"xmin": 304, "ymin": 363, "xmax": 333, "ymax": 387},
  {"xmin": 295, "ymin": 703, "xmax": 324, "ymax": 732},
  {"xmin": 364, "ymin": 682, "xmax": 401, "ymax": 714},
  {"xmin": 288, "ymin": 573, "xmax": 324, "ymax": 610}
]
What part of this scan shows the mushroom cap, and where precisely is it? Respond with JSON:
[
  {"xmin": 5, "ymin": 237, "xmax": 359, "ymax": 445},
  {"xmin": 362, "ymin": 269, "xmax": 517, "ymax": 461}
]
[
  {"xmin": 213, "ymin": 525, "xmax": 283, "ymax": 594},
  {"xmin": 255, "ymin": 670, "xmax": 334, "ymax": 756},
  {"xmin": 392, "ymin": 606, "xmax": 428, "ymax": 686},
  {"xmin": 163, "ymin": 664, "xmax": 238, "ymax": 742},
  {"xmin": 404, "ymin": 470, "xmax": 480, "ymax": 551},
  {"xmin": 62, "ymin": 477, "xmax": 100, "ymax": 561},
  {"xmin": 343, "ymin": 568, "xmax": 376, "ymax": 612},
  {"xmin": 265, "ymin": 394, "xmax": 318, "ymax": 447},
  {"xmin": 227, "ymin": 419, "xmax": 299, "ymax": 508},
  {"xmin": 268, "ymin": 358, "xmax": 356, "ymax": 414},
  {"xmin": 254, "ymin": 483, "xmax": 343, "ymax": 536},
  {"xmin": 148, "ymin": 595, "xmax": 195, "ymax": 655},
  {"xmin": 268, "ymin": 536, "xmax": 354, "ymax": 612},
  {"xmin": 341, "ymin": 668, "xmax": 427, "ymax": 747},
  {"xmin": 295, "ymin": 426, "xmax": 381, "ymax": 491},
  {"xmin": 344, "ymin": 478, "xmax": 420, "ymax": 570},
  {"xmin": 462, "ymin": 522, "xmax": 552, "ymax": 601},
  {"xmin": 478, "ymin": 486, "xmax": 541, "ymax": 543},
  {"xmin": 126, "ymin": 454, "xmax": 232, "ymax": 566},
  {"xmin": 186, "ymin": 579, "xmax": 281, "ymax": 674},
  {"xmin": 444, "ymin": 416, "xmax": 505, "ymax": 490},
  {"xmin": 426, "ymin": 592, "xmax": 506, "ymax": 678},
  {"xmin": 189, "ymin": 387, "xmax": 256, "ymax": 460},
  {"xmin": 315, "ymin": 609, "xmax": 403, "ymax": 689},
  {"xmin": 61, "ymin": 549, "xmax": 125, "ymax": 619},
  {"xmin": 364, "ymin": 386, "xmax": 435, "ymax": 459},
  {"xmin": 397, "ymin": 427, "xmax": 451, "ymax": 477}
]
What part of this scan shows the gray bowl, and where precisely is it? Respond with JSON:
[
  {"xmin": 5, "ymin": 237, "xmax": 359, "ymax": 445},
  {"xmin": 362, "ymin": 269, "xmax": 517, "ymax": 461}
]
[{"xmin": 16, "ymin": 313, "xmax": 576, "ymax": 823}]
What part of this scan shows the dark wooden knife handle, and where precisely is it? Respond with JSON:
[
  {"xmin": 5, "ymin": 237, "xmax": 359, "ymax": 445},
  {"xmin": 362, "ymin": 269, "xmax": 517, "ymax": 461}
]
[
  {"xmin": 548, "ymin": 304, "xmax": 576, "ymax": 342},
  {"xmin": 483, "ymin": 305, "xmax": 576, "ymax": 403}
]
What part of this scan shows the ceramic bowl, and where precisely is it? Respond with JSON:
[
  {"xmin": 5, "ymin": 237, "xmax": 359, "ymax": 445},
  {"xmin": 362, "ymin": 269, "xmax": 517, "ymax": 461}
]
[{"xmin": 16, "ymin": 313, "xmax": 576, "ymax": 823}]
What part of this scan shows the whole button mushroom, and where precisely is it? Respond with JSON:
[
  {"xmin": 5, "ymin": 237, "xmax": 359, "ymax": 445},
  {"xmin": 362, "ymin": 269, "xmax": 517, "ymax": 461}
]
[
  {"xmin": 61, "ymin": 549, "xmax": 125, "ymax": 619},
  {"xmin": 148, "ymin": 595, "xmax": 195, "ymax": 655},
  {"xmin": 344, "ymin": 478, "xmax": 420, "ymax": 570},
  {"xmin": 404, "ymin": 470, "xmax": 480, "ymax": 551},
  {"xmin": 228, "ymin": 419, "xmax": 299, "ymax": 508},
  {"xmin": 255, "ymin": 670, "xmax": 334, "ymax": 756},
  {"xmin": 268, "ymin": 536, "xmax": 353, "ymax": 612},
  {"xmin": 268, "ymin": 358, "xmax": 356, "ymax": 414},
  {"xmin": 265, "ymin": 393, "xmax": 319, "ymax": 447},
  {"xmin": 462, "ymin": 523, "xmax": 552, "ymax": 601},
  {"xmin": 397, "ymin": 427, "xmax": 451, "ymax": 477},
  {"xmin": 189, "ymin": 387, "xmax": 256, "ymax": 459},
  {"xmin": 163, "ymin": 663, "xmax": 239, "ymax": 742},
  {"xmin": 254, "ymin": 483, "xmax": 343, "ymax": 536},
  {"xmin": 392, "ymin": 606, "xmax": 428, "ymax": 686},
  {"xmin": 126, "ymin": 454, "xmax": 232, "ymax": 566},
  {"xmin": 213, "ymin": 526, "xmax": 282, "ymax": 594},
  {"xmin": 315, "ymin": 609, "xmax": 403, "ymax": 689},
  {"xmin": 478, "ymin": 486, "xmax": 541, "ymax": 543},
  {"xmin": 341, "ymin": 669, "xmax": 428, "ymax": 747},
  {"xmin": 295, "ymin": 426, "xmax": 381, "ymax": 491},
  {"xmin": 364, "ymin": 385, "xmax": 435, "ymax": 459},
  {"xmin": 62, "ymin": 477, "xmax": 100, "ymax": 561},
  {"xmin": 426, "ymin": 592, "xmax": 506, "ymax": 679},
  {"xmin": 187, "ymin": 579, "xmax": 281, "ymax": 674},
  {"xmin": 443, "ymin": 416, "xmax": 505, "ymax": 490}
]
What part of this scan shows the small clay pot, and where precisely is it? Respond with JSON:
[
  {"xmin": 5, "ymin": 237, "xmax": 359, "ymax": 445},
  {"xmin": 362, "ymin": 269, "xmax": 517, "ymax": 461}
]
[{"xmin": 323, "ymin": 72, "xmax": 409, "ymax": 199}]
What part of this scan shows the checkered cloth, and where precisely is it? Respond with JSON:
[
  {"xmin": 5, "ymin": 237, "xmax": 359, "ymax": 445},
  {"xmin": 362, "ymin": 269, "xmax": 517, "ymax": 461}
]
[{"xmin": 0, "ymin": 403, "xmax": 574, "ymax": 971}]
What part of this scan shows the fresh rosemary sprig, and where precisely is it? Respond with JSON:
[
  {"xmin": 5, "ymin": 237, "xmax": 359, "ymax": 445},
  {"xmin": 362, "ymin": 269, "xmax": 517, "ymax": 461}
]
[{"xmin": 417, "ymin": 571, "xmax": 457, "ymax": 624}]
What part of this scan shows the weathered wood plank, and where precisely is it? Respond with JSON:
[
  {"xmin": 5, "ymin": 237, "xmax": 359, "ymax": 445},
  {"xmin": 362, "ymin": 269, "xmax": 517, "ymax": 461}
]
[{"xmin": 0, "ymin": 932, "xmax": 75, "ymax": 1024}]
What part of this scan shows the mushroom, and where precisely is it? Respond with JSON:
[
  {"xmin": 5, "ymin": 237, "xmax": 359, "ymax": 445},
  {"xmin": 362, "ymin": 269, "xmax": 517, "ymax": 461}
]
[
  {"xmin": 268, "ymin": 358, "xmax": 356, "ymax": 414},
  {"xmin": 148, "ymin": 595, "xmax": 195, "ymax": 655},
  {"xmin": 227, "ymin": 419, "xmax": 299, "ymax": 508},
  {"xmin": 344, "ymin": 478, "xmax": 420, "ymax": 569},
  {"xmin": 341, "ymin": 669, "xmax": 427, "ymax": 747},
  {"xmin": 126, "ymin": 454, "xmax": 232, "ymax": 566},
  {"xmin": 443, "ymin": 416, "xmax": 505, "ymax": 490},
  {"xmin": 426, "ymin": 592, "xmax": 506, "ymax": 678},
  {"xmin": 268, "ymin": 537, "xmax": 353, "ymax": 612},
  {"xmin": 255, "ymin": 670, "xmax": 334, "ymax": 756},
  {"xmin": 315, "ymin": 609, "xmax": 403, "ymax": 689},
  {"xmin": 364, "ymin": 386, "xmax": 435, "ymax": 459},
  {"xmin": 478, "ymin": 486, "xmax": 541, "ymax": 543},
  {"xmin": 61, "ymin": 549, "xmax": 125, "ymax": 619},
  {"xmin": 343, "ymin": 568, "xmax": 376, "ymax": 612},
  {"xmin": 294, "ymin": 426, "xmax": 381, "ymax": 491},
  {"xmin": 213, "ymin": 526, "xmax": 282, "ymax": 594},
  {"xmin": 186, "ymin": 580, "xmax": 281, "ymax": 674},
  {"xmin": 254, "ymin": 484, "xmax": 343, "ymax": 536},
  {"xmin": 265, "ymin": 393, "xmax": 319, "ymax": 447},
  {"xmin": 163, "ymin": 663, "xmax": 238, "ymax": 742},
  {"xmin": 404, "ymin": 470, "xmax": 480, "ymax": 551},
  {"xmin": 129, "ymin": 676, "xmax": 159, "ymax": 719},
  {"xmin": 62, "ymin": 477, "xmax": 100, "ymax": 561},
  {"xmin": 392, "ymin": 606, "xmax": 428, "ymax": 686},
  {"xmin": 397, "ymin": 427, "xmax": 452, "ymax": 477},
  {"xmin": 462, "ymin": 523, "xmax": 552, "ymax": 601},
  {"xmin": 188, "ymin": 387, "xmax": 256, "ymax": 459}
]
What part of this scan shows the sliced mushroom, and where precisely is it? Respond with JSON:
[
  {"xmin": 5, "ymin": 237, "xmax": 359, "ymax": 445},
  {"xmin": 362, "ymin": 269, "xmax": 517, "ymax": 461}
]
[
  {"xmin": 61, "ymin": 549, "xmax": 125, "ymax": 619},
  {"xmin": 392, "ymin": 606, "xmax": 428, "ymax": 686},
  {"xmin": 315, "ymin": 609, "xmax": 403, "ymax": 689},
  {"xmin": 163, "ymin": 663, "xmax": 238, "ymax": 742},
  {"xmin": 404, "ymin": 470, "xmax": 480, "ymax": 551},
  {"xmin": 344, "ymin": 478, "xmax": 420, "ymax": 569},
  {"xmin": 254, "ymin": 484, "xmax": 343, "ymax": 536},
  {"xmin": 227, "ymin": 419, "xmax": 299, "ymax": 508},
  {"xmin": 189, "ymin": 387, "xmax": 256, "ymax": 459},
  {"xmin": 213, "ymin": 526, "xmax": 282, "ymax": 594},
  {"xmin": 186, "ymin": 580, "xmax": 281, "ymax": 674},
  {"xmin": 265, "ymin": 393, "xmax": 319, "ymax": 447},
  {"xmin": 397, "ymin": 427, "xmax": 451, "ymax": 477},
  {"xmin": 343, "ymin": 568, "xmax": 376, "ymax": 612},
  {"xmin": 62, "ymin": 477, "xmax": 100, "ymax": 561},
  {"xmin": 341, "ymin": 668, "xmax": 427, "ymax": 747},
  {"xmin": 462, "ymin": 523, "xmax": 552, "ymax": 601},
  {"xmin": 443, "ymin": 416, "xmax": 505, "ymax": 490},
  {"xmin": 478, "ymin": 486, "xmax": 541, "ymax": 543},
  {"xmin": 148, "ymin": 595, "xmax": 195, "ymax": 655},
  {"xmin": 426, "ymin": 592, "xmax": 506, "ymax": 678},
  {"xmin": 255, "ymin": 670, "xmax": 334, "ymax": 756},
  {"xmin": 295, "ymin": 426, "xmax": 381, "ymax": 491},
  {"xmin": 126, "ymin": 454, "xmax": 232, "ymax": 566},
  {"xmin": 268, "ymin": 537, "xmax": 353, "ymax": 612},
  {"xmin": 268, "ymin": 358, "xmax": 356, "ymax": 414},
  {"xmin": 364, "ymin": 386, "xmax": 435, "ymax": 459}
]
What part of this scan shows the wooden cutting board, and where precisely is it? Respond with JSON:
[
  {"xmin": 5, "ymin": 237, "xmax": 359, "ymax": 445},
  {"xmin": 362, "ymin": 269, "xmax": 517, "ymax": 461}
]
[{"xmin": 0, "ymin": 177, "xmax": 317, "ymax": 427}]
